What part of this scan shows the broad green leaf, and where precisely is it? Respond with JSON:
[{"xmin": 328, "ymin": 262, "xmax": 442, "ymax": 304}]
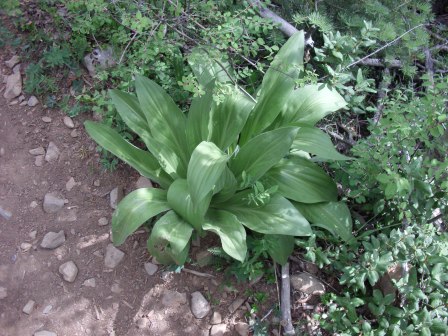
[
  {"xmin": 230, "ymin": 127, "xmax": 299, "ymax": 184},
  {"xmin": 167, "ymin": 179, "xmax": 207, "ymax": 231},
  {"xmin": 187, "ymin": 141, "xmax": 229, "ymax": 205},
  {"xmin": 135, "ymin": 75, "xmax": 188, "ymax": 175},
  {"xmin": 239, "ymin": 31, "xmax": 305, "ymax": 144},
  {"xmin": 110, "ymin": 89, "xmax": 184, "ymax": 178},
  {"xmin": 279, "ymin": 84, "xmax": 347, "ymax": 126},
  {"xmin": 203, "ymin": 209, "xmax": 247, "ymax": 262},
  {"xmin": 213, "ymin": 167, "xmax": 238, "ymax": 203},
  {"xmin": 188, "ymin": 48, "xmax": 233, "ymax": 87},
  {"xmin": 84, "ymin": 121, "xmax": 172, "ymax": 188},
  {"xmin": 293, "ymin": 202, "xmax": 353, "ymax": 242},
  {"xmin": 264, "ymin": 234, "xmax": 295, "ymax": 265},
  {"xmin": 112, "ymin": 188, "xmax": 169, "ymax": 245},
  {"xmin": 264, "ymin": 157, "xmax": 338, "ymax": 203},
  {"xmin": 219, "ymin": 193, "xmax": 312, "ymax": 236},
  {"xmin": 147, "ymin": 210, "xmax": 193, "ymax": 265},
  {"xmin": 208, "ymin": 92, "xmax": 255, "ymax": 150},
  {"xmin": 292, "ymin": 126, "xmax": 351, "ymax": 160},
  {"xmin": 186, "ymin": 82, "xmax": 215, "ymax": 154}
]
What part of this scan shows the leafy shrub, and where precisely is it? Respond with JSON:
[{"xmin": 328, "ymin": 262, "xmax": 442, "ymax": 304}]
[
  {"xmin": 85, "ymin": 32, "xmax": 352, "ymax": 265},
  {"xmin": 317, "ymin": 223, "xmax": 448, "ymax": 336}
]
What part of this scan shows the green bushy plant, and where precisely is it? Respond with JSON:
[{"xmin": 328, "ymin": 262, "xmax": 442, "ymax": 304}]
[
  {"xmin": 85, "ymin": 32, "xmax": 352, "ymax": 265},
  {"xmin": 317, "ymin": 223, "xmax": 448, "ymax": 336}
]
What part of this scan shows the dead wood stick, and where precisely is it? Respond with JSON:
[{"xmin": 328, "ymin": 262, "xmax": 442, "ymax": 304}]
[
  {"xmin": 182, "ymin": 268, "xmax": 215, "ymax": 278},
  {"xmin": 281, "ymin": 262, "xmax": 295, "ymax": 335},
  {"xmin": 424, "ymin": 47, "xmax": 434, "ymax": 88},
  {"xmin": 373, "ymin": 67, "xmax": 391, "ymax": 125}
]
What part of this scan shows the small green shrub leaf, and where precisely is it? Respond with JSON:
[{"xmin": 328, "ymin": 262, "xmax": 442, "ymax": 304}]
[
  {"xmin": 292, "ymin": 126, "xmax": 351, "ymax": 160},
  {"xmin": 220, "ymin": 193, "xmax": 312, "ymax": 236},
  {"xmin": 112, "ymin": 188, "xmax": 169, "ymax": 245},
  {"xmin": 264, "ymin": 157, "xmax": 338, "ymax": 203},
  {"xmin": 294, "ymin": 201, "xmax": 353, "ymax": 242},
  {"xmin": 147, "ymin": 210, "xmax": 193, "ymax": 265},
  {"xmin": 230, "ymin": 127, "xmax": 299, "ymax": 184},
  {"xmin": 84, "ymin": 121, "xmax": 172, "ymax": 188},
  {"xmin": 203, "ymin": 210, "xmax": 247, "ymax": 262}
]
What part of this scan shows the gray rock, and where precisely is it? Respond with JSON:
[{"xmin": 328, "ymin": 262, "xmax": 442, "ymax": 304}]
[
  {"xmin": 40, "ymin": 230, "xmax": 65, "ymax": 249},
  {"xmin": 59, "ymin": 261, "xmax": 78, "ymax": 282},
  {"xmin": 3, "ymin": 65, "xmax": 22, "ymax": 100},
  {"xmin": 136, "ymin": 317, "xmax": 149, "ymax": 329},
  {"xmin": 104, "ymin": 244, "xmax": 125, "ymax": 268},
  {"xmin": 27, "ymin": 96, "xmax": 39, "ymax": 107},
  {"xmin": 135, "ymin": 176, "xmax": 153, "ymax": 189},
  {"xmin": 191, "ymin": 291, "xmax": 211, "ymax": 319},
  {"xmin": 98, "ymin": 217, "xmax": 108, "ymax": 226},
  {"xmin": 29, "ymin": 147, "xmax": 45, "ymax": 155},
  {"xmin": 35, "ymin": 155, "xmax": 44, "ymax": 167},
  {"xmin": 210, "ymin": 311, "xmax": 222, "ymax": 325},
  {"xmin": 210, "ymin": 324, "xmax": 227, "ymax": 336},
  {"xmin": 22, "ymin": 300, "xmax": 36, "ymax": 314},
  {"xmin": 34, "ymin": 331, "xmax": 57, "ymax": 336},
  {"xmin": 82, "ymin": 278, "xmax": 96, "ymax": 288},
  {"xmin": 18, "ymin": 94, "xmax": 25, "ymax": 102},
  {"xmin": 83, "ymin": 47, "xmax": 116, "ymax": 77},
  {"xmin": 42, "ymin": 305, "xmax": 53, "ymax": 314},
  {"xmin": 56, "ymin": 209, "xmax": 77, "ymax": 222},
  {"xmin": 5, "ymin": 55, "xmax": 20, "ymax": 68},
  {"xmin": 45, "ymin": 142, "xmax": 60, "ymax": 163},
  {"xmin": 234, "ymin": 322, "xmax": 249, "ymax": 336},
  {"xmin": 290, "ymin": 273, "xmax": 325, "ymax": 295},
  {"xmin": 43, "ymin": 193, "xmax": 64, "ymax": 213},
  {"xmin": 70, "ymin": 129, "xmax": 78, "ymax": 138},
  {"xmin": 29, "ymin": 230, "xmax": 37, "ymax": 239},
  {"xmin": 228, "ymin": 298, "xmax": 245, "ymax": 314},
  {"xmin": 0, "ymin": 206, "xmax": 12, "ymax": 220},
  {"xmin": 0, "ymin": 287, "xmax": 7, "ymax": 299},
  {"xmin": 0, "ymin": 147, "xmax": 4, "ymax": 156},
  {"xmin": 144, "ymin": 262, "xmax": 158, "ymax": 276},
  {"xmin": 42, "ymin": 117, "xmax": 52, "ymax": 123},
  {"xmin": 109, "ymin": 187, "xmax": 124, "ymax": 209},
  {"xmin": 65, "ymin": 177, "xmax": 76, "ymax": 191},
  {"xmin": 161, "ymin": 289, "xmax": 187, "ymax": 308},
  {"xmin": 20, "ymin": 242, "xmax": 32, "ymax": 252},
  {"xmin": 111, "ymin": 283, "xmax": 122, "ymax": 293},
  {"xmin": 63, "ymin": 116, "xmax": 75, "ymax": 128}
]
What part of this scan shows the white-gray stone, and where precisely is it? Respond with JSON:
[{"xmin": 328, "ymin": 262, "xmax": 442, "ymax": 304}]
[
  {"xmin": 82, "ymin": 278, "xmax": 96, "ymax": 288},
  {"xmin": 109, "ymin": 187, "xmax": 123, "ymax": 209},
  {"xmin": 3, "ymin": 65, "xmax": 22, "ymax": 100},
  {"xmin": 228, "ymin": 298, "xmax": 245, "ymax": 314},
  {"xmin": 35, "ymin": 155, "xmax": 44, "ymax": 167},
  {"xmin": 29, "ymin": 230, "xmax": 37, "ymax": 239},
  {"xmin": 43, "ymin": 193, "xmax": 64, "ymax": 213},
  {"xmin": 104, "ymin": 244, "xmax": 125, "ymax": 268},
  {"xmin": 161, "ymin": 289, "xmax": 187, "ymax": 308},
  {"xmin": 290, "ymin": 273, "xmax": 325, "ymax": 295},
  {"xmin": 135, "ymin": 176, "xmax": 153, "ymax": 189},
  {"xmin": 210, "ymin": 324, "xmax": 227, "ymax": 336},
  {"xmin": 5, "ymin": 55, "xmax": 20, "ymax": 68},
  {"xmin": 0, "ymin": 147, "xmax": 4, "ymax": 156},
  {"xmin": 20, "ymin": 242, "xmax": 32, "ymax": 252},
  {"xmin": 144, "ymin": 262, "xmax": 158, "ymax": 276},
  {"xmin": 27, "ymin": 96, "xmax": 39, "ymax": 107},
  {"xmin": 42, "ymin": 305, "xmax": 53, "ymax": 314},
  {"xmin": 22, "ymin": 300, "xmax": 36, "ymax": 314},
  {"xmin": 34, "ymin": 331, "xmax": 57, "ymax": 336},
  {"xmin": 65, "ymin": 177, "xmax": 76, "ymax": 191},
  {"xmin": 98, "ymin": 217, "xmax": 108, "ymax": 226},
  {"xmin": 111, "ymin": 283, "xmax": 122, "ymax": 293},
  {"xmin": 210, "ymin": 311, "xmax": 222, "ymax": 325},
  {"xmin": 45, "ymin": 142, "xmax": 60, "ymax": 163},
  {"xmin": 40, "ymin": 230, "xmax": 65, "ymax": 249},
  {"xmin": 70, "ymin": 129, "xmax": 78, "ymax": 138},
  {"xmin": 235, "ymin": 322, "xmax": 249, "ymax": 336},
  {"xmin": 136, "ymin": 317, "xmax": 149, "ymax": 329},
  {"xmin": 191, "ymin": 291, "xmax": 211, "ymax": 319},
  {"xmin": 42, "ymin": 117, "xmax": 52, "ymax": 123},
  {"xmin": 0, "ymin": 287, "xmax": 7, "ymax": 299},
  {"xmin": 59, "ymin": 261, "xmax": 78, "ymax": 282},
  {"xmin": 29, "ymin": 147, "xmax": 45, "ymax": 155},
  {"xmin": 63, "ymin": 116, "xmax": 74, "ymax": 128}
]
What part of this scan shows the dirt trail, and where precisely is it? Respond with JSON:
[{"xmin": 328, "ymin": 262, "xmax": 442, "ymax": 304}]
[{"xmin": 0, "ymin": 59, "xmax": 252, "ymax": 335}]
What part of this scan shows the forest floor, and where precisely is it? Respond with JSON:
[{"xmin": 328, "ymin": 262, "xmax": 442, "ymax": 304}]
[{"xmin": 0, "ymin": 50, "xmax": 283, "ymax": 336}]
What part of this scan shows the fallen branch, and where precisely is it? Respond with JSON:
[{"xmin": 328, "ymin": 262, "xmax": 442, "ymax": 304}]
[
  {"xmin": 280, "ymin": 262, "xmax": 295, "ymax": 335},
  {"xmin": 373, "ymin": 67, "xmax": 391, "ymax": 125},
  {"xmin": 359, "ymin": 58, "xmax": 402, "ymax": 68},
  {"xmin": 182, "ymin": 268, "xmax": 215, "ymax": 278}
]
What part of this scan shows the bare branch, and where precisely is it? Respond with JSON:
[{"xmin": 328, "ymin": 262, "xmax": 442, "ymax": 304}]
[{"xmin": 280, "ymin": 262, "xmax": 295, "ymax": 335}]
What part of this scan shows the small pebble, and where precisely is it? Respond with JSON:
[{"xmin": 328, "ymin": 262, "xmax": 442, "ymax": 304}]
[
  {"xmin": 98, "ymin": 217, "xmax": 108, "ymax": 226},
  {"xmin": 136, "ymin": 317, "xmax": 149, "ymax": 329},
  {"xmin": 30, "ymin": 201, "xmax": 38, "ymax": 209},
  {"xmin": 63, "ymin": 116, "xmax": 75, "ymax": 128},
  {"xmin": 42, "ymin": 117, "xmax": 52, "ymax": 123},
  {"xmin": 29, "ymin": 147, "xmax": 45, "ymax": 155},
  {"xmin": 82, "ymin": 278, "xmax": 96, "ymax": 288},
  {"xmin": 20, "ymin": 243, "xmax": 32, "ymax": 252},
  {"xmin": 0, "ymin": 147, "xmax": 4, "ymax": 156},
  {"xmin": 34, "ymin": 155, "xmax": 44, "ymax": 167},
  {"xmin": 28, "ymin": 96, "xmax": 39, "ymax": 107},
  {"xmin": 144, "ymin": 262, "xmax": 158, "ymax": 276},
  {"xmin": 93, "ymin": 179, "xmax": 100, "ymax": 187},
  {"xmin": 29, "ymin": 230, "xmax": 37, "ymax": 239},
  {"xmin": 58, "ymin": 261, "xmax": 78, "ymax": 282},
  {"xmin": 0, "ymin": 287, "xmax": 7, "ymax": 299},
  {"xmin": 70, "ymin": 129, "xmax": 78, "ymax": 138},
  {"xmin": 22, "ymin": 300, "xmax": 36, "ymax": 314}
]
